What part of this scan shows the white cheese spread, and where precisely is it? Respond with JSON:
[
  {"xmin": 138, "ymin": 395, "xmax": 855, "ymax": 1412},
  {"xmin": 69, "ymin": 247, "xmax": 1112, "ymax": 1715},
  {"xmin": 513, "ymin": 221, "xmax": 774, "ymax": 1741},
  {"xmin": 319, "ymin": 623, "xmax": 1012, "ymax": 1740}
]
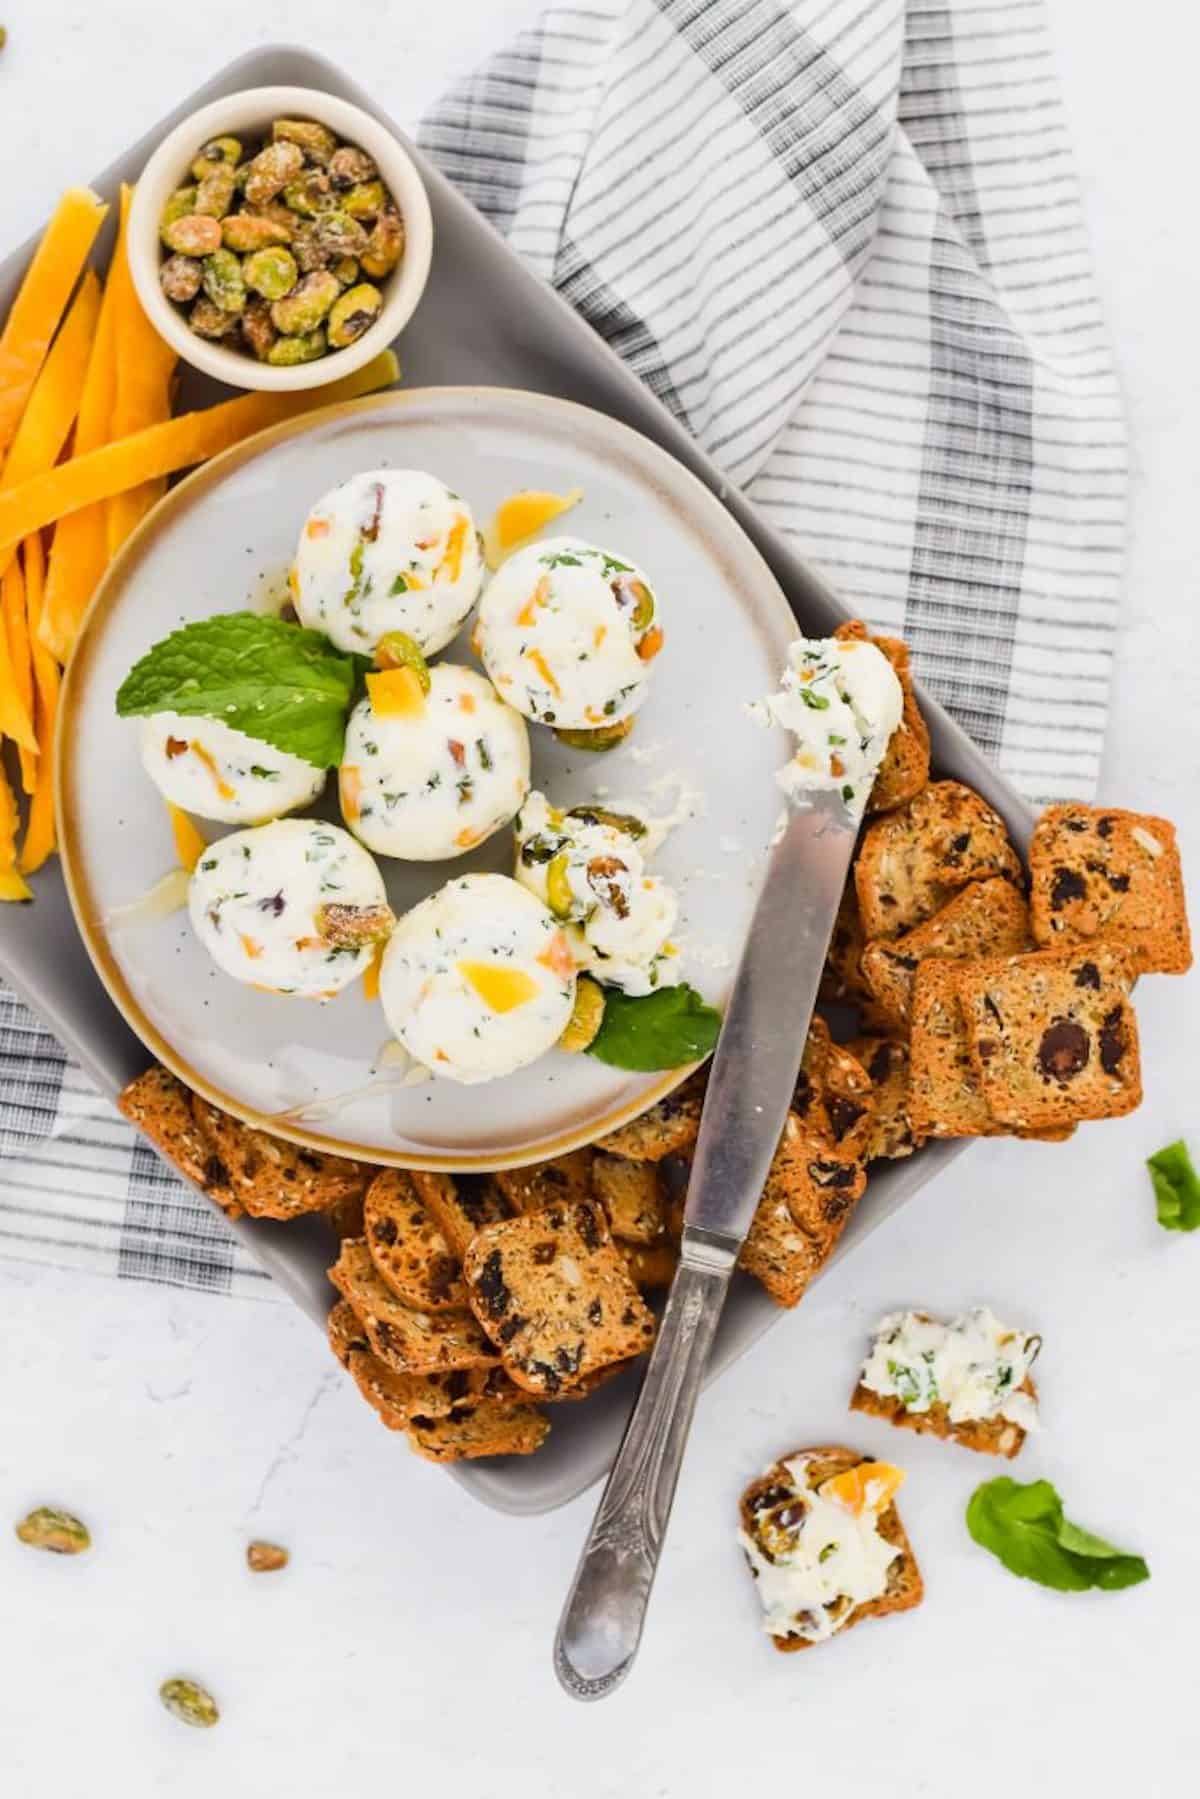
[
  {"xmin": 752, "ymin": 635, "xmax": 903, "ymax": 811},
  {"xmin": 860, "ymin": 1306, "xmax": 1041, "ymax": 1431}
]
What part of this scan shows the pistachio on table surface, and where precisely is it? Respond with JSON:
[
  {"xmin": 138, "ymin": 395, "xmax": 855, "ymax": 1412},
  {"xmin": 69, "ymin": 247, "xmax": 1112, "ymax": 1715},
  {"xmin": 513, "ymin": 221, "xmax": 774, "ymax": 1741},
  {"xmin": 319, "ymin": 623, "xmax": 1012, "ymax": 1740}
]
[
  {"xmin": 159, "ymin": 1677, "xmax": 220, "ymax": 1729},
  {"xmin": 156, "ymin": 117, "xmax": 406, "ymax": 364},
  {"xmin": 15, "ymin": 1505, "xmax": 92, "ymax": 1554},
  {"xmin": 246, "ymin": 1539, "xmax": 289, "ymax": 1572}
]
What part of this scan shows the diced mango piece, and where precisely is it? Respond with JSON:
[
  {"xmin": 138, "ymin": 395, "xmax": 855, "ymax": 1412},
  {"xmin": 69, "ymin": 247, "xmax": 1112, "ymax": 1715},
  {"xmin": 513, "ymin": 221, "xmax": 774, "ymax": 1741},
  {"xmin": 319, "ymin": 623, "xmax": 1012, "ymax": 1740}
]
[
  {"xmin": 167, "ymin": 802, "xmax": 207, "ymax": 873},
  {"xmin": 458, "ymin": 961, "xmax": 540, "ymax": 1013},
  {"xmin": 482, "ymin": 487, "xmax": 582, "ymax": 569},
  {"xmin": 367, "ymin": 666, "xmax": 425, "ymax": 718}
]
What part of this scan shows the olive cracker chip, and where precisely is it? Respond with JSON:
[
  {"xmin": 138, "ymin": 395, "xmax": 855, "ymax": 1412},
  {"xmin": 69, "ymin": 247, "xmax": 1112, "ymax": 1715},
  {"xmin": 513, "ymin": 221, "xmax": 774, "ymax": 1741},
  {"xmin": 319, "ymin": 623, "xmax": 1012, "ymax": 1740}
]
[
  {"xmin": 954, "ymin": 943, "xmax": 1142, "ymax": 1130},
  {"xmin": 117, "ymin": 1066, "xmax": 241, "ymax": 1218},
  {"xmin": 1029, "ymin": 803, "xmax": 1191, "ymax": 975},
  {"xmin": 860, "ymin": 876, "xmax": 1033, "ymax": 1034},
  {"xmin": 855, "ymin": 781, "xmax": 1022, "ymax": 940},
  {"xmin": 329, "ymin": 1239, "xmax": 498, "ymax": 1375},
  {"xmin": 363, "ymin": 1169, "xmax": 467, "ymax": 1311}
]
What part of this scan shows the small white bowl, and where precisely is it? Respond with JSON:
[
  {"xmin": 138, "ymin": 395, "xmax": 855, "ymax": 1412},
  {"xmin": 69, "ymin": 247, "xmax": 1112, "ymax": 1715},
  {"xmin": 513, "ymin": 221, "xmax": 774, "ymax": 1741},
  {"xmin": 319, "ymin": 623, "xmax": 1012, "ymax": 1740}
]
[{"xmin": 128, "ymin": 85, "xmax": 433, "ymax": 392}]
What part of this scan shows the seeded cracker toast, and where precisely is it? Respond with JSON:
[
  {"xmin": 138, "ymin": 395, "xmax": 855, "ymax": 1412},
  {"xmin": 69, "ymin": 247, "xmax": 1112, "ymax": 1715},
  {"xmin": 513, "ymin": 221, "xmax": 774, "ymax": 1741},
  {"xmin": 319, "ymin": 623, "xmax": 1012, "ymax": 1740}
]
[
  {"xmin": 740, "ymin": 1446, "xmax": 923, "ymax": 1653},
  {"xmin": 329, "ymin": 1239, "xmax": 498, "ymax": 1375},
  {"xmin": 194, "ymin": 1096, "xmax": 366, "ymax": 1219},
  {"xmin": 855, "ymin": 781, "xmax": 1023, "ymax": 940},
  {"xmin": 738, "ymin": 1114, "xmax": 867, "ymax": 1306},
  {"xmin": 363, "ymin": 1169, "xmax": 467, "ymax": 1311},
  {"xmin": 346, "ymin": 1349, "xmax": 526, "ymax": 1430},
  {"xmin": 494, "ymin": 1149, "xmax": 595, "ymax": 1214},
  {"xmin": 849, "ymin": 1377, "xmax": 1035, "ymax": 1459},
  {"xmin": 834, "ymin": 620, "xmax": 930, "ymax": 813},
  {"xmin": 954, "ymin": 943, "xmax": 1142, "ymax": 1130},
  {"xmin": 793, "ymin": 1019, "xmax": 876, "ymax": 1159},
  {"xmin": 594, "ymin": 1067, "xmax": 708, "ymax": 1162},
  {"xmin": 408, "ymin": 1171, "xmax": 512, "ymax": 1260},
  {"xmin": 327, "ymin": 1298, "xmax": 370, "ymax": 1368},
  {"xmin": 860, "ymin": 876, "xmax": 1034, "ymax": 1034},
  {"xmin": 117, "ymin": 1066, "xmax": 241, "ymax": 1217},
  {"xmin": 818, "ymin": 885, "xmax": 871, "ymax": 1004},
  {"xmin": 405, "ymin": 1402, "xmax": 550, "ymax": 1463},
  {"xmin": 616, "ymin": 1239, "xmax": 679, "ymax": 1289},
  {"xmin": 463, "ymin": 1198, "xmax": 655, "ymax": 1396},
  {"xmin": 845, "ymin": 1037, "xmax": 924, "ymax": 1161},
  {"xmin": 591, "ymin": 1153, "xmax": 668, "ymax": 1244},
  {"xmin": 1028, "ymin": 803, "xmax": 1192, "ymax": 975}
]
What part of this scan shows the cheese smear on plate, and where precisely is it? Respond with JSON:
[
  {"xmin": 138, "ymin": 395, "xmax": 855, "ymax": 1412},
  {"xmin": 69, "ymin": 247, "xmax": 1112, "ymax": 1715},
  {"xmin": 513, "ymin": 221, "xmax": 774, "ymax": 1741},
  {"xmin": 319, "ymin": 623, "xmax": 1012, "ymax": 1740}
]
[
  {"xmin": 860, "ymin": 1306, "xmax": 1041, "ymax": 1431},
  {"xmin": 752, "ymin": 635, "xmax": 903, "ymax": 811}
]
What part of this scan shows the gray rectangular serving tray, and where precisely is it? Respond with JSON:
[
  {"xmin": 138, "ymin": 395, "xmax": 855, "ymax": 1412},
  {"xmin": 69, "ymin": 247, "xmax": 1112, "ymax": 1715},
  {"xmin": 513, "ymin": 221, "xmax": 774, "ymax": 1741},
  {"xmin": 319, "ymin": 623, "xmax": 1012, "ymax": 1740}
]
[{"xmin": 0, "ymin": 46, "xmax": 1034, "ymax": 1515}]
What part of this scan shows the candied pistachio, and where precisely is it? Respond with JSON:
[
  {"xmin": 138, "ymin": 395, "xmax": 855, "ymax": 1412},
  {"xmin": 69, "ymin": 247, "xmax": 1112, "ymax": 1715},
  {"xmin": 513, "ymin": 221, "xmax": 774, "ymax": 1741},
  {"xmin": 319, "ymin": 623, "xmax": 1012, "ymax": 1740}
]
[
  {"xmin": 360, "ymin": 209, "xmax": 405, "ymax": 279},
  {"xmin": 554, "ymin": 717, "xmax": 636, "ymax": 752},
  {"xmin": 565, "ymin": 804, "xmax": 647, "ymax": 840},
  {"xmin": 375, "ymin": 631, "xmax": 431, "ymax": 692},
  {"xmin": 15, "ymin": 1506, "xmax": 91, "ymax": 1554},
  {"xmin": 194, "ymin": 164, "xmax": 237, "ymax": 219},
  {"xmin": 271, "ymin": 270, "xmax": 339, "ymax": 335},
  {"xmin": 315, "ymin": 901, "xmax": 395, "ymax": 947},
  {"xmin": 202, "ymin": 248, "xmax": 246, "ymax": 315},
  {"xmin": 244, "ymin": 246, "xmax": 298, "ymax": 302},
  {"xmin": 190, "ymin": 136, "xmax": 241, "ymax": 180},
  {"xmin": 546, "ymin": 852, "xmax": 574, "ymax": 920},
  {"xmin": 161, "ymin": 212, "xmax": 221, "ymax": 257},
  {"xmin": 291, "ymin": 222, "xmax": 330, "ymax": 274},
  {"xmin": 266, "ymin": 328, "xmax": 326, "ymax": 366},
  {"xmin": 246, "ymin": 1539, "xmax": 289, "ymax": 1573},
  {"xmin": 558, "ymin": 977, "xmax": 606, "ymax": 1053},
  {"xmin": 188, "ymin": 294, "xmax": 240, "ymax": 340},
  {"xmin": 159, "ymin": 254, "xmax": 202, "ymax": 303},
  {"xmin": 159, "ymin": 1678, "xmax": 219, "ymax": 1729},
  {"xmin": 333, "ymin": 256, "xmax": 360, "ymax": 289},
  {"xmin": 240, "ymin": 296, "xmax": 278, "ymax": 361},
  {"xmin": 342, "ymin": 179, "xmax": 386, "ymax": 221},
  {"xmin": 312, "ymin": 210, "xmax": 368, "ymax": 262},
  {"xmin": 221, "ymin": 211, "xmax": 291, "ymax": 252},
  {"xmin": 284, "ymin": 169, "xmax": 336, "ymax": 216},
  {"xmin": 159, "ymin": 184, "xmax": 198, "ymax": 238},
  {"xmin": 243, "ymin": 139, "xmax": 305, "ymax": 207},
  {"xmin": 272, "ymin": 117, "xmax": 338, "ymax": 165},
  {"xmin": 329, "ymin": 144, "xmax": 378, "ymax": 189},
  {"xmin": 327, "ymin": 282, "xmax": 382, "ymax": 349}
]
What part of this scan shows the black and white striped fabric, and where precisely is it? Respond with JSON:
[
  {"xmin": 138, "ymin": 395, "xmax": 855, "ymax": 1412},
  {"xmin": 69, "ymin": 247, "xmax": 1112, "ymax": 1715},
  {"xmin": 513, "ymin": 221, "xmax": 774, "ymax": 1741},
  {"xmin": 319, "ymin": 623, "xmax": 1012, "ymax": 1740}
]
[{"xmin": 0, "ymin": 0, "xmax": 1126, "ymax": 1292}]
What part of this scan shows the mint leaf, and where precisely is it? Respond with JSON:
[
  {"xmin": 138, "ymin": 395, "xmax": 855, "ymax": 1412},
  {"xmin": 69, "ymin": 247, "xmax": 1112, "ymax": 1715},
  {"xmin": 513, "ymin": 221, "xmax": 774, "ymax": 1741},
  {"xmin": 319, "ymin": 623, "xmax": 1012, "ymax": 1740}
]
[
  {"xmin": 115, "ymin": 613, "xmax": 360, "ymax": 769},
  {"xmin": 1147, "ymin": 1139, "xmax": 1200, "ymax": 1231},
  {"xmin": 587, "ymin": 982, "xmax": 720, "ymax": 1072},
  {"xmin": 967, "ymin": 1478, "xmax": 1149, "ymax": 1593}
]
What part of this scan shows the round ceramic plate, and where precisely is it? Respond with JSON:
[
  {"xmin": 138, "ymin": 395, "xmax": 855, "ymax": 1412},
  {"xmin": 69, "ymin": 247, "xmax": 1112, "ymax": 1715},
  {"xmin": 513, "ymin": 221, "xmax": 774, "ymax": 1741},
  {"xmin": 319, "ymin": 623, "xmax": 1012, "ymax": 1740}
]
[{"xmin": 59, "ymin": 387, "xmax": 796, "ymax": 1168}]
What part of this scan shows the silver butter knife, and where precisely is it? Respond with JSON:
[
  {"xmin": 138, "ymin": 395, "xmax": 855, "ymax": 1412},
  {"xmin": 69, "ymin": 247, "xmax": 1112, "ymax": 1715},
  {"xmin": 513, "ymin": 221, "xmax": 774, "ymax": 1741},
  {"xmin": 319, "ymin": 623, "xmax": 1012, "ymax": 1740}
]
[{"xmin": 554, "ymin": 788, "xmax": 860, "ymax": 1701}]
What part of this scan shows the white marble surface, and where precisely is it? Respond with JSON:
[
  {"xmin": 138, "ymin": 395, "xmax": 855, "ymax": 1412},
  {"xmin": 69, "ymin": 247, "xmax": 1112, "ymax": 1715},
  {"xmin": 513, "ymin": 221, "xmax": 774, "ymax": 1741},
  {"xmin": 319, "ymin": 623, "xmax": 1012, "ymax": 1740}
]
[{"xmin": 1, "ymin": 2, "xmax": 1197, "ymax": 1792}]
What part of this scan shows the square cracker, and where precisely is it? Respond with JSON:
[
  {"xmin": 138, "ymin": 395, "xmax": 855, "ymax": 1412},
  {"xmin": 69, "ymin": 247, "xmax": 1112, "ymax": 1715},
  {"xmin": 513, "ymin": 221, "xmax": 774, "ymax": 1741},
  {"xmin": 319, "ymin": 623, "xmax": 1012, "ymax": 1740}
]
[
  {"xmin": 908, "ymin": 960, "xmax": 1004, "ymax": 1140},
  {"xmin": 408, "ymin": 1171, "xmax": 512, "ymax": 1260},
  {"xmin": 494, "ymin": 1149, "xmax": 595, "ymax": 1215},
  {"xmin": 855, "ymin": 781, "xmax": 1022, "ymax": 940},
  {"xmin": 954, "ymin": 942, "xmax": 1141, "ymax": 1130},
  {"xmin": 405, "ymin": 1401, "xmax": 550, "ymax": 1463},
  {"xmin": 195, "ymin": 1096, "xmax": 366, "ymax": 1220},
  {"xmin": 463, "ymin": 1197, "xmax": 655, "ymax": 1397},
  {"xmin": 117, "ymin": 1066, "xmax": 241, "ymax": 1218},
  {"xmin": 1029, "ymin": 803, "xmax": 1191, "ymax": 975},
  {"xmin": 329, "ymin": 1239, "xmax": 498, "ymax": 1375},
  {"xmin": 860, "ymin": 876, "xmax": 1033, "ymax": 1034},
  {"xmin": 363, "ymin": 1169, "xmax": 467, "ymax": 1312},
  {"xmin": 738, "ymin": 1113, "xmax": 867, "ymax": 1307},
  {"xmin": 739, "ymin": 1445, "xmax": 923, "ymax": 1652},
  {"xmin": 594, "ymin": 1067, "xmax": 708, "ymax": 1162},
  {"xmin": 591, "ymin": 1153, "xmax": 667, "ymax": 1244},
  {"xmin": 845, "ymin": 1037, "xmax": 924, "ymax": 1161}
]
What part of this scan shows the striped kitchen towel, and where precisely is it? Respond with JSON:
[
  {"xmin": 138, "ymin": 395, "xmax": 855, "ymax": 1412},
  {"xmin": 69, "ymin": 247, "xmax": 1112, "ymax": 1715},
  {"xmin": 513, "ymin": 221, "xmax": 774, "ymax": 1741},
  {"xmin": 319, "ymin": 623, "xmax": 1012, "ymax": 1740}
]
[{"xmin": 0, "ymin": 0, "xmax": 1126, "ymax": 1293}]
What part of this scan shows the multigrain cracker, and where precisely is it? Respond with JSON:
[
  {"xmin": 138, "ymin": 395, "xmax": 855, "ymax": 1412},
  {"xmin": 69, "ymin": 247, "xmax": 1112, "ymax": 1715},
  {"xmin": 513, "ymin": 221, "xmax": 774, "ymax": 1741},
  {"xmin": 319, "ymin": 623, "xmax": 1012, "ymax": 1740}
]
[
  {"xmin": 954, "ymin": 943, "xmax": 1141, "ymax": 1130},
  {"xmin": 860, "ymin": 877, "xmax": 1033, "ymax": 1033},
  {"xmin": 463, "ymin": 1198, "xmax": 655, "ymax": 1396},
  {"xmin": 196, "ymin": 1098, "xmax": 365, "ymax": 1219},
  {"xmin": 329, "ymin": 1239, "xmax": 498, "ymax": 1375},
  {"xmin": 855, "ymin": 781, "xmax": 1022, "ymax": 940},
  {"xmin": 845, "ymin": 1037, "xmax": 923, "ymax": 1161},
  {"xmin": 738, "ymin": 1114, "xmax": 867, "ymax": 1307},
  {"xmin": 494, "ymin": 1150, "xmax": 595, "ymax": 1214},
  {"xmin": 1029, "ymin": 803, "xmax": 1191, "ymax": 975},
  {"xmin": 117, "ymin": 1066, "xmax": 241, "ymax": 1217},
  {"xmin": 408, "ymin": 1170, "xmax": 512, "ymax": 1259},
  {"xmin": 594, "ymin": 1068, "xmax": 708, "ymax": 1162},
  {"xmin": 405, "ymin": 1401, "xmax": 550, "ymax": 1463},
  {"xmin": 363, "ymin": 1169, "xmax": 466, "ymax": 1311}
]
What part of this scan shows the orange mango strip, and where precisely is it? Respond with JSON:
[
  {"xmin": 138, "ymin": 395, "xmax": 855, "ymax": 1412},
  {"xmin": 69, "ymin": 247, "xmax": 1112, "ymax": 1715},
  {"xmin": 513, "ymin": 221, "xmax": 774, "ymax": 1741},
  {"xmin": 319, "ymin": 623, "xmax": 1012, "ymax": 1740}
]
[
  {"xmin": 0, "ymin": 188, "xmax": 108, "ymax": 462},
  {"xmin": 18, "ymin": 533, "xmax": 59, "ymax": 876},
  {"xmin": 2, "ymin": 346, "xmax": 400, "ymax": 576},
  {"xmin": 105, "ymin": 185, "xmax": 177, "ymax": 556},
  {"xmin": 40, "ymin": 251, "xmax": 122, "ymax": 664},
  {"xmin": 0, "ymin": 761, "xmax": 32, "ymax": 899},
  {"xmin": 2, "ymin": 556, "xmax": 36, "ymax": 787}
]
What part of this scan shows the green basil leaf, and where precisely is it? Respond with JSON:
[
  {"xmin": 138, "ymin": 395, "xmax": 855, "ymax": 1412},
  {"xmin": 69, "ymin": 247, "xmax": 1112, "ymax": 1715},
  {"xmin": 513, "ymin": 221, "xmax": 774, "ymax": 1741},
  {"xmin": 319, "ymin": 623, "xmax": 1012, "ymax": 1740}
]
[
  {"xmin": 967, "ymin": 1477, "xmax": 1149, "ymax": 1593},
  {"xmin": 587, "ymin": 982, "xmax": 721, "ymax": 1072},
  {"xmin": 1147, "ymin": 1139, "xmax": 1200, "ymax": 1231},
  {"xmin": 115, "ymin": 613, "xmax": 360, "ymax": 769}
]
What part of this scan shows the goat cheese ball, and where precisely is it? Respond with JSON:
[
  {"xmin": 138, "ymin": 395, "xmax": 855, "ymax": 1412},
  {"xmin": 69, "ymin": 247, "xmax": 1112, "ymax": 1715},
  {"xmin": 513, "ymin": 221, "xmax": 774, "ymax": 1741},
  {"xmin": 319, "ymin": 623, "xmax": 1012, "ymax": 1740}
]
[
  {"xmin": 292, "ymin": 469, "xmax": 483, "ymax": 657},
  {"xmin": 340, "ymin": 664, "xmax": 530, "ymax": 861},
  {"xmin": 379, "ymin": 873, "xmax": 577, "ymax": 1083},
  {"xmin": 189, "ymin": 818, "xmax": 391, "ymax": 998},
  {"xmin": 140, "ymin": 711, "xmax": 326, "ymax": 825},
  {"xmin": 474, "ymin": 537, "xmax": 663, "ymax": 730},
  {"xmin": 752, "ymin": 635, "xmax": 903, "ymax": 812},
  {"xmin": 514, "ymin": 793, "xmax": 680, "ymax": 996}
]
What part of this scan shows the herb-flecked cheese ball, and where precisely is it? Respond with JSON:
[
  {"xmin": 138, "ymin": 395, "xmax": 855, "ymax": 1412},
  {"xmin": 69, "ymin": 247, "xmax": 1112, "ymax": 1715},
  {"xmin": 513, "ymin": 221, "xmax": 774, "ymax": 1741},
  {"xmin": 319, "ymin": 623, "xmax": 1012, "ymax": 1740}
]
[
  {"xmin": 293, "ymin": 469, "xmax": 483, "ymax": 656},
  {"xmin": 140, "ymin": 711, "xmax": 326, "ymax": 825}
]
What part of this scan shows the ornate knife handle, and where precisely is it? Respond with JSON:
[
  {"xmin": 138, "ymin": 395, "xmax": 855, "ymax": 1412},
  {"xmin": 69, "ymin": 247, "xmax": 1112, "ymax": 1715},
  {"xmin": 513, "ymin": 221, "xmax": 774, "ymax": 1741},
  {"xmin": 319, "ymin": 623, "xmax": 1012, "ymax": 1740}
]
[{"xmin": 553, "ymin": 1231, "xmax": 733, "ymax": 1701}]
